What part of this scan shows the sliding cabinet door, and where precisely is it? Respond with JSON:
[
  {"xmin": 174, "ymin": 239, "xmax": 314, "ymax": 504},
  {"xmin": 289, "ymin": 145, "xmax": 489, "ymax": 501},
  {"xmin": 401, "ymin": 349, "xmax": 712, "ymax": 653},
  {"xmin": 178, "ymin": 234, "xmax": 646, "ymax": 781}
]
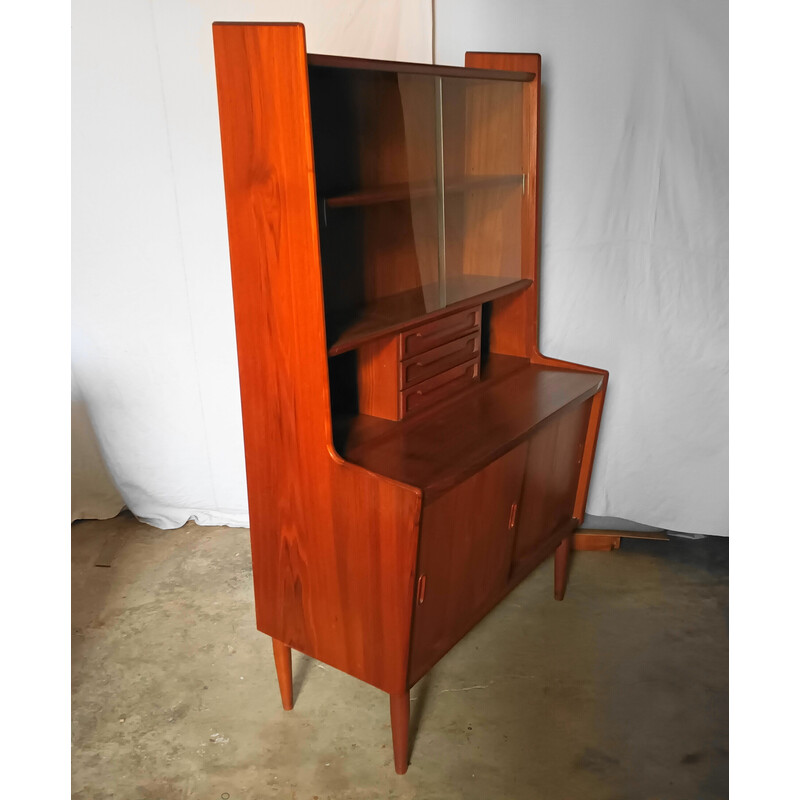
[
  {"xmin": 511, "ymin": 401, "xmax": 592, "ymax": 575},
  {"xmin": 408, "ymin": 444, "xmax": 526, "ymax": 684}
]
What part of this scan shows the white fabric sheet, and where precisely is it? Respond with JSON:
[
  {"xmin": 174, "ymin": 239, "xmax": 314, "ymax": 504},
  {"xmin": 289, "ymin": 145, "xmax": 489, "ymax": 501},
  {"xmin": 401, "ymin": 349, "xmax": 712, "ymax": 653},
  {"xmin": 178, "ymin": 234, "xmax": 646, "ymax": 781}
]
[
  {"xmin": 71, "ymin": 371, "xmax": 125, "ymax": 522},
  {"xmin": 72, "ymin": 0, "xmax": 433, "ymax": 528},
  {"xmin": 73, "ymin": 0, "xmax": 727, "ymax": 536},
  {"xmin": 436, "ymin": 0, "xmax": 729, "ymax": 535}
]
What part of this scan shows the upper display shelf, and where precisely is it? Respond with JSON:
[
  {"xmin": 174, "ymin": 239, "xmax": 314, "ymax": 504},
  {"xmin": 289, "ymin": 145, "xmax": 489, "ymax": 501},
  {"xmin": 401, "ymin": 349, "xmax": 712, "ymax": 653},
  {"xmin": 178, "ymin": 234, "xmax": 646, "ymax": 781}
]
[
  {"xmin": 324, "ymin": 174, "xmax": 523, "ymax": 210},
  {"xmin": 307, "ymin": 53, "xmax": 536, "ymax": 82},
  {"xmin": 309, "ymin": 61, "xmax": 529, "ymax": 354}
]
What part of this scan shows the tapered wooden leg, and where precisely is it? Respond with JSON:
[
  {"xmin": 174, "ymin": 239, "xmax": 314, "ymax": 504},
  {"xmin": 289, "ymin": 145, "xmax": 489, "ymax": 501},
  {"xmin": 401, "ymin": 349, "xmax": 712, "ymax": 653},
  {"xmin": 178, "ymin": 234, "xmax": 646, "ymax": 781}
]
[
  {"xmin": 554, "ymin": 536, "xmax": 571, "ymax": 601},
  {"xmin": 389, "ymin": 691, "xmax": 410, "ymax": 774},
  {"xmin": 272, "ymin": 638, "xmax": 293, "ymax": 710}
]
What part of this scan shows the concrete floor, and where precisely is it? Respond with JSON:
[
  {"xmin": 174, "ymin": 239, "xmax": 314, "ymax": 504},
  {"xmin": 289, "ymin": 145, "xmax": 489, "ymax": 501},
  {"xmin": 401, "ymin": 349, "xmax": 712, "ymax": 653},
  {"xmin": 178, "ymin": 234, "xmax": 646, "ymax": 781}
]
[{"xmin": 72, "ymin": 513, "xmax": 728, "ymax": 799}]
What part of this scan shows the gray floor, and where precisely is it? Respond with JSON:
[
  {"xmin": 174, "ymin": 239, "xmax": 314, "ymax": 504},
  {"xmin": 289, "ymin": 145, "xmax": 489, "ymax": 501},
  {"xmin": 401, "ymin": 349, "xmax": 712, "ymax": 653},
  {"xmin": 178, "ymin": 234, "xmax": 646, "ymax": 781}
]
[{"xmin": 72, "ymin": 513, "xmax": 728, "ymax": 799}]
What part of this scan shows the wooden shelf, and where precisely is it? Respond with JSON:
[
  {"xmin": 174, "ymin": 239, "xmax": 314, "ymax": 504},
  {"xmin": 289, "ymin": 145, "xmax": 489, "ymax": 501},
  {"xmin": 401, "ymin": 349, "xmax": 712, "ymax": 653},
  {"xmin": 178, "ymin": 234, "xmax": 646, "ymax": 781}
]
[
  {"xmin": 334, "ymin": 356, "xmax": 604, "ymax": 496},
  {"xmin": 327, "ymin": 275, "xmax": 531, "ymax": 355},
  {"xmin": 324, "ymin": 174, "xmax": 524, "ymax": 210}
]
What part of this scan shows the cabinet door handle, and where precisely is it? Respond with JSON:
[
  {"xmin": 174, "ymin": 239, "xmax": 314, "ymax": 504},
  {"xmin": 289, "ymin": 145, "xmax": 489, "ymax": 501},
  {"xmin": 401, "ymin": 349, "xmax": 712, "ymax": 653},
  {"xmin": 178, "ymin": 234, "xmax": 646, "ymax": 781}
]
[
  {"xmin": 417, "ymin": 575, "xmax": 426, "ymax": 605},
  {"xmin": 508, "ymin": 503, "xmax": 518, "ymax": 529}
]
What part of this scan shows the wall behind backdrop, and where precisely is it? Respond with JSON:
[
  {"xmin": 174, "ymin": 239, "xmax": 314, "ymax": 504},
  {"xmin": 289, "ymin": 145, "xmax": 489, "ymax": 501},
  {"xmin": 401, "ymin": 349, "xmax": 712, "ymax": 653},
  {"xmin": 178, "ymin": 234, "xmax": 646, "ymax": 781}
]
[{"xmin": 73, "ymin": 0, "xmax": 728, "ymax": 535}]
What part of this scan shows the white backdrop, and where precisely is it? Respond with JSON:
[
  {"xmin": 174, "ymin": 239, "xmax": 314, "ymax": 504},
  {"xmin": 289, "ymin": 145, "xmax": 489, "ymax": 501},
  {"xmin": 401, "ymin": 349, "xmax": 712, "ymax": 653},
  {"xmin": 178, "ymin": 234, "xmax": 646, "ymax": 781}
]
[
  {"xmin": 72, "ymin": 0, "xmax": 433, "ymax": 528},
  {"xmin": 73, "ymin": 1, "xmax": 727, "ymax": 535},
  {"xmin": 437, "ymin": 0, "xmax": 729, "ymax": 536}
]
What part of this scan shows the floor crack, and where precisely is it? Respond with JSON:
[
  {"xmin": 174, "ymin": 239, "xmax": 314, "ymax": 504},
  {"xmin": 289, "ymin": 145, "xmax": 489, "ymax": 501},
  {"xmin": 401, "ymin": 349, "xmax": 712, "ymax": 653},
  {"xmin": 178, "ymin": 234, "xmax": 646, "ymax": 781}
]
[{"xmin": 438, "ymin": 683, "xmax": 492, "ymax": 695}]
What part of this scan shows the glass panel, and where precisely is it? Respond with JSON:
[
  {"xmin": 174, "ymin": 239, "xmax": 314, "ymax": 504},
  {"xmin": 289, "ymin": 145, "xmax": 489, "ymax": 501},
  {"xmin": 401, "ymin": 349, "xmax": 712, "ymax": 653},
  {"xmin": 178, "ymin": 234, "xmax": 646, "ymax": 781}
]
[
  {"xmin": 441, "ymin": 76, "xmax": 526, "ymax": 306},
  {"xmin": 308, "ymin": 66, "xmax": 440, "ymax": 348}
]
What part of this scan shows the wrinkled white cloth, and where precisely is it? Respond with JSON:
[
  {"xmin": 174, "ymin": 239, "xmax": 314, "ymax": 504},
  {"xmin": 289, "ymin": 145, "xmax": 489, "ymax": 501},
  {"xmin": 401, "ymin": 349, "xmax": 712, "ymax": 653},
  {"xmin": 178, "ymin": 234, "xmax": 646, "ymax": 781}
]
[
  {"xmin": 436, "ymin": 0, "xmax": 728, "ymax": 535},
  {"xmin": 72, "ymin": 0, "xmax": 433, "ymax": 528},
  {"xmin": 73, "ymin": 0, "xmax": 727, "ymax": 537}
]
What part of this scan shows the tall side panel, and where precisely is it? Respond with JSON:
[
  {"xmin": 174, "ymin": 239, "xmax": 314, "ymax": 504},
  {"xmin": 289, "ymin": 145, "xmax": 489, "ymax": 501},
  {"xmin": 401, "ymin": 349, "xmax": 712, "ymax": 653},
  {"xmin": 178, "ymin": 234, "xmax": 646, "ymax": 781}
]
[{"xmin": 213, "ymin": 23, "xmax": 421, "ymax": 694}]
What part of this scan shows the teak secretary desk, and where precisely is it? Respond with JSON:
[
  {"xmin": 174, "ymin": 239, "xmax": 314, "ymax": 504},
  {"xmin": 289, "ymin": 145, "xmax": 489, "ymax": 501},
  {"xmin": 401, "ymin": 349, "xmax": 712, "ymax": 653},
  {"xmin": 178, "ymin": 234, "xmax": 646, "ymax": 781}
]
[{"xmin": 213, "ymin": 22, "xmax": 608, "ymax": 774}]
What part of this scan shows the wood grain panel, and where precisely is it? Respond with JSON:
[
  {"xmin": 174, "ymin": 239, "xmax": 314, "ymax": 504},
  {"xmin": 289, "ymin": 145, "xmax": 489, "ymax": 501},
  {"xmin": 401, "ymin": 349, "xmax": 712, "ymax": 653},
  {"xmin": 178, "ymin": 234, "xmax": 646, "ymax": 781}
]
[
  {"xmin": 461, "ymin": 78, "xmax": 523, "ymax": 280},
  {"xmin": 357, "ymin": 335, "xmax": 400, "ymax": 420},
  {"xmin": 511, "ymin": 399, "xmax": 592, "ymax": 569},
  {"xmin": 408, "ymin": 444, "xmax": 528, "ymax": 684},
  {"xmin": 465, "ymin": 52, "xmax": 541, "ymax": 359},
  {"xmin": 343, "ymin": 362, "xmax": 602, "ymax": 495},
  {"xmin": 572, "ymin": 533, "xmax": 622, "ymax": 551},
  {"xmin": 327, "ymin": 277, "xmax": 520, "ymax": 356},
  {"xmin": 307, "ymin": 52, "xmax": 536, "ymax": 82},
  {"xmin": 213, "ymin": 23, "xmax": 421, "ymax": 694}
]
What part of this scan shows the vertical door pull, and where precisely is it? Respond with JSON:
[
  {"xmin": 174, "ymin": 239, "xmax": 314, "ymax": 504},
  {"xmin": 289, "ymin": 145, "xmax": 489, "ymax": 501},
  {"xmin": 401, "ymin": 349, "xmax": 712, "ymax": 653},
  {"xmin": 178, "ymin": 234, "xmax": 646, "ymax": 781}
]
[
  {"xmin": 417, "ymin": 575, "xmax": 427, "ymax": 605},
  {"xmin": 508, "ymin": 503, "xmax": 518, "ymax": 529}
]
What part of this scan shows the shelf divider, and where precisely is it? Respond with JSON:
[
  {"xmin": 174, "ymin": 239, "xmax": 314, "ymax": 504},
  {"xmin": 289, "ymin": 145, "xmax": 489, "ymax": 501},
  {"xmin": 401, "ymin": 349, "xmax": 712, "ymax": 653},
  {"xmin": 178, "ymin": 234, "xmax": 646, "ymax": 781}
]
[{"xmin": 327, "ymin": 275, "xmax": 531, "ymax": 356}]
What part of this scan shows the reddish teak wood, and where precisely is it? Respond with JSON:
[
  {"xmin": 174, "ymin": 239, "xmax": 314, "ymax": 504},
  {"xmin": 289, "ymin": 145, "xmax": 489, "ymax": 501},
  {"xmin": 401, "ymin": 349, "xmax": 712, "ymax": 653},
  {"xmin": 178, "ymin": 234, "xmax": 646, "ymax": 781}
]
[
  {"xmin": 409, "ymin": 445, "xmax": 528, "ymax": 683},
  {"xmin": 357, "ymin": 335, "xmax": 401, "ymax": 420},
  {"xmin": 511, "ymin": 399, "xmax": 592, "ymax": 566},
  {"xmin": 307, "ymin": 52, "xmax": 535, "ymax": 81},
  {"xmin": 213, "ymin": 23, "xmax": 421, "ymax": 698},
  {"xmin": 554, "ymin": 537, "xmax": 571, "ymax": 601},
  {"xmin": 572, "ymin": 533, "xmax": 622, "ymax": 551},
  {"xmin": 572, "ymin": 529, "xmax": 669, "ymax": 551},
  {"xmin": 327, "ymin": 276, "xmax": 523, "ymax": 356},
  {"xmin": 389, "ymin": 691, "xmax": 410, "ymax": 775},
  {"xmin": 343, "ymin": 362, "xmax": 601, "ymax": 496},
  {"xmin": 272, "ymin": 639, "xmax": 293, "ymax": 710},
  {"xmin": 214, "ymin": 26, "xmax": 609, "ymax": 774}
]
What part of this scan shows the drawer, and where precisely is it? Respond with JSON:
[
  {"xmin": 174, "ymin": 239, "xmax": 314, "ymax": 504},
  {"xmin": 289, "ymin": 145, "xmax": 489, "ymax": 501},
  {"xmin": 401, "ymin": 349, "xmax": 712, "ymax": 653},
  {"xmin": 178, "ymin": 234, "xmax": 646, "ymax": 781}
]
[
  {"xmin": 400, "ymin": 357, "xmax": 480, "ymax": 418},
  {"xmin": 400, "ymin": 306, "xmax": 481, "ymax": 359},
  {"xmin": 401, "ymin": 333, "xmax": 481, "ymax": 389}
]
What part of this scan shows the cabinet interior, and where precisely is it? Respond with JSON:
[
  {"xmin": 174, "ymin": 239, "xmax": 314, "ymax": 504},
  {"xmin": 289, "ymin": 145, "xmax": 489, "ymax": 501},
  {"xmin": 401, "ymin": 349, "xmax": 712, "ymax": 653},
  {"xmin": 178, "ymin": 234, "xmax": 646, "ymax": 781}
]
[{"xmin": 309, "ymin": 63, "xmax": 535, "ymax": 427}]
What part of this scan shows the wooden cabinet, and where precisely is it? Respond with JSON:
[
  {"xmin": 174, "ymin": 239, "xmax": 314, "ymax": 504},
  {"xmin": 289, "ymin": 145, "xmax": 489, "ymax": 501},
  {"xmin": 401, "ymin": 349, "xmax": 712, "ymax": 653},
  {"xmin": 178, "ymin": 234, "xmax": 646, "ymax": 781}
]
[{"xmin": 213, "ymin": 22, "xmax": 609, "ymax": 775}]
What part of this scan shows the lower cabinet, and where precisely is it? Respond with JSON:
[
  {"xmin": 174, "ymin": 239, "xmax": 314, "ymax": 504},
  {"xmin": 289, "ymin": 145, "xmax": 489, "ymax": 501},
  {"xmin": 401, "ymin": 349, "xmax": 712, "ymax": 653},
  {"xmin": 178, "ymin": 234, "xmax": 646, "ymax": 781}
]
[
  {"xmin": 407, "ymin": 399, "xmax": 594, "ymax": 686},
  {"xmin": 408, "ymin": 444, "xmax": 527, "ymax": 684}
]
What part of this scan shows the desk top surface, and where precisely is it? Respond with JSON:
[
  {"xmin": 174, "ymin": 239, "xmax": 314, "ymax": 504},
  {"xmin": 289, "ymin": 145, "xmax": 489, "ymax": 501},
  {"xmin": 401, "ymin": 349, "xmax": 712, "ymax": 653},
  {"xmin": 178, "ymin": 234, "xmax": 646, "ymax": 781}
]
[{"xmin": 336, "ymin": 355, "xmax": 604, "ymax": 496}]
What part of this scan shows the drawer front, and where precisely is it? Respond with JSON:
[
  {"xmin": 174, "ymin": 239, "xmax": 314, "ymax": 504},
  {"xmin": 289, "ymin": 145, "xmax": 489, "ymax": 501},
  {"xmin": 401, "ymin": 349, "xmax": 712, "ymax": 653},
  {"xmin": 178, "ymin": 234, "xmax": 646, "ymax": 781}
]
[
  {"xmin": 400, "ymin": 306, "xmax": 481, "ymax": 359},
  {"xmin": 400, "ymin": 333, "xmax": 481, "ymax": 389},
  {"xmin": 400, "ymin": 357, "xmax": 479, "ymax": 418}
]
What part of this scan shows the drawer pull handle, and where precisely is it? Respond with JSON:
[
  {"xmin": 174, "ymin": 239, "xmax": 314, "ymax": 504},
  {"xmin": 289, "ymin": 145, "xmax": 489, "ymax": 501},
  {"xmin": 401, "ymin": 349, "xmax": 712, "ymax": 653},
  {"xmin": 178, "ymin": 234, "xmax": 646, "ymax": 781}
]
[
  {"xmin": 413, "ymin": 344, "xmax": 472, "ymax": 372},
  {"xmin": 413, "ymin": 364, "xmax": 475, "ymax": 401},
  {"xmin": 410, "ymin": 318, "xmax": 469, "ymax": 342}
]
